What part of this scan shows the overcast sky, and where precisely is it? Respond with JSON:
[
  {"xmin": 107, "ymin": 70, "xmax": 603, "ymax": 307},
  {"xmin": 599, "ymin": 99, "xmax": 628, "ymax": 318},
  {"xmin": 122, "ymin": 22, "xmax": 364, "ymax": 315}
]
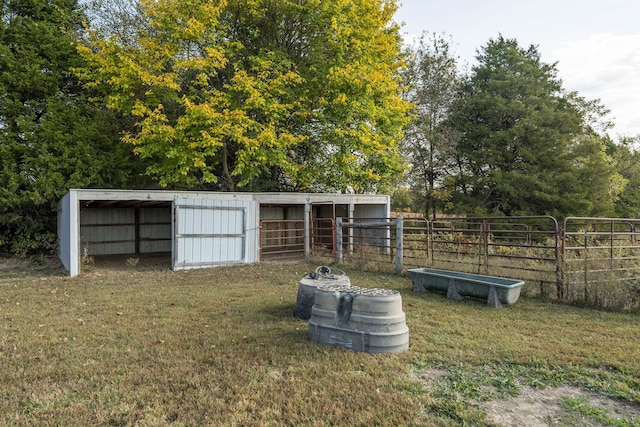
[{"xmin": 393, "ymin": 0, "xmax": 640, "ymax": 138}]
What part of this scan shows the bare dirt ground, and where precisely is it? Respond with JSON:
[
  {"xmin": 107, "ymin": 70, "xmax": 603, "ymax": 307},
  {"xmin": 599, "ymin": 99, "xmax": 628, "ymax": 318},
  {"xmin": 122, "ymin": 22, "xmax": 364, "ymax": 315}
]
[
  {"xmin": 483, "ymin": 385, "xmax": 640, "ymax": 426},
  {"xmin": 414, "ymin": 368, "xmax": 640, "ymax": 426},
  {"xmin": 0, "ymin": 255, "xmax": 63, "ymax": 271},
  {"xmin": 85, "ymin": 253, "xmax": 172, "ymax": 271},
  {"xmin": 0, "ymin": 253, "xmax": 171, "ymax": 273}
]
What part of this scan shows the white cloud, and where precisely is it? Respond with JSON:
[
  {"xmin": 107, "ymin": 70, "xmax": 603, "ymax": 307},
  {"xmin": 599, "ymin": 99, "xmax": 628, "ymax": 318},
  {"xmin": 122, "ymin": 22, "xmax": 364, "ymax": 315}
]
[
  {"xmin": 551, "ymin": 33, "xmax": 640, "ymax": 137},
  {"xmin": 394, "ymin": 0, "xmax": 640, "ymax": 138}
]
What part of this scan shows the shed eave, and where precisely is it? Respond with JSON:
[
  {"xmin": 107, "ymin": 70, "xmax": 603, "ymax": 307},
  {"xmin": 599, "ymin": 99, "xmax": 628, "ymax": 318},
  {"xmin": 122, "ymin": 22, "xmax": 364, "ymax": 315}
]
[{"xmin": 67, "ymin": 189, "xmax": 389, "ymax": 206}]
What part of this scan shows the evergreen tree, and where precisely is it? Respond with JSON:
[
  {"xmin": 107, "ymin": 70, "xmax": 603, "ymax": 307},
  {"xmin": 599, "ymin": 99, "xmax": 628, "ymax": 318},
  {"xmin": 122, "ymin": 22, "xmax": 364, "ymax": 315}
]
[
  {"xmin": 612, "ymin": 136, "xmax": 640, "ymax": 218},
  {"xmin": 0, "ymin": 0, "xmax": 138, "ymax": 255},
  {"xmin": 446, "ymin": 35, "xmax": 620, "ymax": 217}
]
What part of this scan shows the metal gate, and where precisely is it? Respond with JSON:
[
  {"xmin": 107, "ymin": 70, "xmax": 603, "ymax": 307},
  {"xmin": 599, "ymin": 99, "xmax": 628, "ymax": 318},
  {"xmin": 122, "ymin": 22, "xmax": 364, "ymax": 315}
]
[
  {"xmin": 173, "ymin": 199, "xmax": 257, "ymax": 270},
  {"xmin": 259, "ymin": 219, "xmax": 305, "ymax": 260},
  {"xmin": 310, "ymin": 201, "xmax": 336, "ymax": 254}
]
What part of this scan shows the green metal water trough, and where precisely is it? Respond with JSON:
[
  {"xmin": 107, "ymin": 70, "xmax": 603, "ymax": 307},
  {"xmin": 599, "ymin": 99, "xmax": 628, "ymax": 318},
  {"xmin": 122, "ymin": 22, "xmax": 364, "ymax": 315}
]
[{"xmin": 408, "ymin": 268, "xmax": 524, "ymax": 308}]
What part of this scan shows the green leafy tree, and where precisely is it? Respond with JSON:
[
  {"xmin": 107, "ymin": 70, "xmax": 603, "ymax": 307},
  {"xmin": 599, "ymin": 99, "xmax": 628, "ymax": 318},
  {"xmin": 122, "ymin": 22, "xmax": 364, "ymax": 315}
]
[
  {"xmin": 389, "ymin": 187, "xmax": 412, "ymax": 212},
  {"xmin": 446, "ymin": 35, "xmax": 620, "ymax": 217},
  {"xmin": 77, "ymin": 0, "xmax": 412, "ymax": 193},
  {"xmin": 612, "ymin": 135, "xmax": 640, "ymax": 218},
  {"xmin": 0, "ymin": 0, "xmax": 139, "ymax": 255},
  {"xmin": 401, "ymin": 32, "xmax": 460, "ymax": 218}
]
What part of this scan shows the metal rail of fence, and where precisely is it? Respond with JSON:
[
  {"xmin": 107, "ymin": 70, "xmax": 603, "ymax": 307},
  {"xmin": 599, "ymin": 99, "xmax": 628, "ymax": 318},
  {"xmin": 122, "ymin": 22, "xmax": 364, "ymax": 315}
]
[
  {"xmin": 335, "ymin": 215, "xmax": 640, "ymax": 305},
  {"xmin": 259, "ymin": 217, "xmax": 337, "ymax": 260},
  {"xmin": 260, "ymin": 215, "xmax": 640, "ymax": 306},
  {"xmin": 259, "ymin": 219, "xmax": 305, "ymax": 260},
  {"xmin": 311, "ymin": 218, "xmax": 336, "ymax": 254},
  {"xmin": 399, "ymin": 218, "xmax": 429, "ymax": 269},
  {"xmin": 429, "ymin": 216, "xmax": 560, "ymax": 297},
  {"xmin": 335, "ymin": 216, "xmax": 560, "ymax": 295},
  {"xmin": 336, "ymin": 217, "xmax": 402, "ymax": 272},
  {"xmin": 561, "ymin": 217, "xmax": 640, "ymax": 301}
]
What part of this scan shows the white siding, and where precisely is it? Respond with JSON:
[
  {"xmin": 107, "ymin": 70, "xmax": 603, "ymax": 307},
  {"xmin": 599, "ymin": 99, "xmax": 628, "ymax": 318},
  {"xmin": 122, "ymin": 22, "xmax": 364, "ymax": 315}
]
[
  {"xmin": 58, "ymin": 191, "xmax": 81, "ymax": 276},
  {"xmin": 57, "ymin": 189, "xmax": 388, "ymax": 276},
  {"xmin": 173, "ymin": 198, "xmax": 258, "ymax": 270}
]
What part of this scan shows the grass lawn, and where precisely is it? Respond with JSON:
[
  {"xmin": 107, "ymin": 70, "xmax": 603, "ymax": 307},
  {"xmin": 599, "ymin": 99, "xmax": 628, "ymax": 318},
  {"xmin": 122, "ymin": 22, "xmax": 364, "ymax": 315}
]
[{"xmin": 1, "ymin": 259, "xmax": 639, "ymax": 426}]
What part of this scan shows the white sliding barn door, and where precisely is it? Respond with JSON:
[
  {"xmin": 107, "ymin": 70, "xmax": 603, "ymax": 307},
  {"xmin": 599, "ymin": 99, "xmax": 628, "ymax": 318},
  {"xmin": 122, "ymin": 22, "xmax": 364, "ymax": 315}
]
[{"xmin": 173, "ymin": 198, "xmax": 257, "ymax": 270}]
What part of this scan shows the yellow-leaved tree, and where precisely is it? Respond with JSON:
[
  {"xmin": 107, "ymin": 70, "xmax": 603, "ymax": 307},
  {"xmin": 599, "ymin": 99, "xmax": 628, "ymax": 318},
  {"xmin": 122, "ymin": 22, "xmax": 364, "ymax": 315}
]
[{"xmin": 77, "ymin": 0, "xmax": 411, "ymax": 192}]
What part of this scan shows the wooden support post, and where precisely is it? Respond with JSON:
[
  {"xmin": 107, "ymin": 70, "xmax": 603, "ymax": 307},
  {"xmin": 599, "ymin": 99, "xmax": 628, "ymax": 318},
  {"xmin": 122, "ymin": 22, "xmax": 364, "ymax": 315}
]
[
  {"xmin": 395, "ymin": 216, "xmax": 403, "ymax": 274},
  {"xmin": 304, "ymin": 204, "xmax": 311, "ymax": 258}
]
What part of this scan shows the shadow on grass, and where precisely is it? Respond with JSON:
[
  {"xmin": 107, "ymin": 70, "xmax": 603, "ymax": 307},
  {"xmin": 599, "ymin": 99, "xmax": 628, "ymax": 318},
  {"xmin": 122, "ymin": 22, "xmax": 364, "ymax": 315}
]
[{"xmin": 259, "ymin": 301, "xmax": 298, "ymax": 319}]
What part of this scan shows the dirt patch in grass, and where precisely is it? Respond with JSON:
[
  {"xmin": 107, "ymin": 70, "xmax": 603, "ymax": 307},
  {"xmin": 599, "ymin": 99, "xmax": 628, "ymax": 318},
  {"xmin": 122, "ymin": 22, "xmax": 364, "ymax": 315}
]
[
  {"xmin": 0, "ymin": 257, "xmax": 27, "ymax": 269},
  {"xmin": 483, "ymin": 385, "xmax": 640, "ymax": 426},
  {"xmin": 413, "ymin": 367, "xmax": 640, "ymax": 426},
  {"xmin": 88, "ymin": 253, "xmax": 172, "ymax": 271}
]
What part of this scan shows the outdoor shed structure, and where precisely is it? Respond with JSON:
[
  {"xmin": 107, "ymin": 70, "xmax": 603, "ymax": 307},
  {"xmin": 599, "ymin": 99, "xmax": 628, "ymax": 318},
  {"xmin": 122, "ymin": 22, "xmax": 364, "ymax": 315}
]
[{"xmin": 58, "ymin": 189, "xmax": 390, "ymax": 276}]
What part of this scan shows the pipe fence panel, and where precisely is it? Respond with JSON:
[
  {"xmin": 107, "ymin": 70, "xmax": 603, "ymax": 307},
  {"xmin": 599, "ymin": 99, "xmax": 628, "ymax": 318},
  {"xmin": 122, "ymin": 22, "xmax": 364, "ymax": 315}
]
[
  {"xmin": 562, "ymin": 217, "xmax": 640, "ymax": 307},
  {"xmin": 259, "ymin": 219, "xmax": 305, "ymax": 260},
  {"xmin": 336, "ymin": 218, "xmax": 397, "ymax": 272},
  {"xmin": 428, "ymin": 216, "xmax": 560, "ymax": 298},
  {"xmin": 311, "ymin": 218, "xmax": 336, "ymax": 254},
  {"xmin": 401, "ymin": 218, "xmax": 429, "ymax": 269},
  {"xmin": 335, "ymin": 215, "xmax": 640, "ymax": 308},
  {"xmin": 261, "ymin": 215, "xmax": 640, "ymax": 309}
]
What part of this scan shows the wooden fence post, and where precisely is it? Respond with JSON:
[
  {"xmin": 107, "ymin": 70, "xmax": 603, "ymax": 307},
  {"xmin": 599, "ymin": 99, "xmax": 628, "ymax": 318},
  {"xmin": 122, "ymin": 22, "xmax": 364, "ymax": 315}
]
[{"xmin": 395, "ymin": 216, "xmax": 403, "ymax": 274}]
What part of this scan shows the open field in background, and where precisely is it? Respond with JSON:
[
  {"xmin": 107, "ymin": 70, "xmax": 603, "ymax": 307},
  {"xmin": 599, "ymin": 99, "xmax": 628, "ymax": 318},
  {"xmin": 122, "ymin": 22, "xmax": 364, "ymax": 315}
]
[{"xmin": 1, "ymin": 258, "xmax": 640, "ymax": 426}]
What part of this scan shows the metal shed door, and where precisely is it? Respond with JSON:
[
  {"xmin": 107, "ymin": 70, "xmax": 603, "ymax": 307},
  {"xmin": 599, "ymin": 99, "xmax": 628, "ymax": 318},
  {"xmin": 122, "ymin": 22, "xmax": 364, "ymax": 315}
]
[{"xmin": 173, "ymin": 199, "xmax": 250, "ymax": 270}]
